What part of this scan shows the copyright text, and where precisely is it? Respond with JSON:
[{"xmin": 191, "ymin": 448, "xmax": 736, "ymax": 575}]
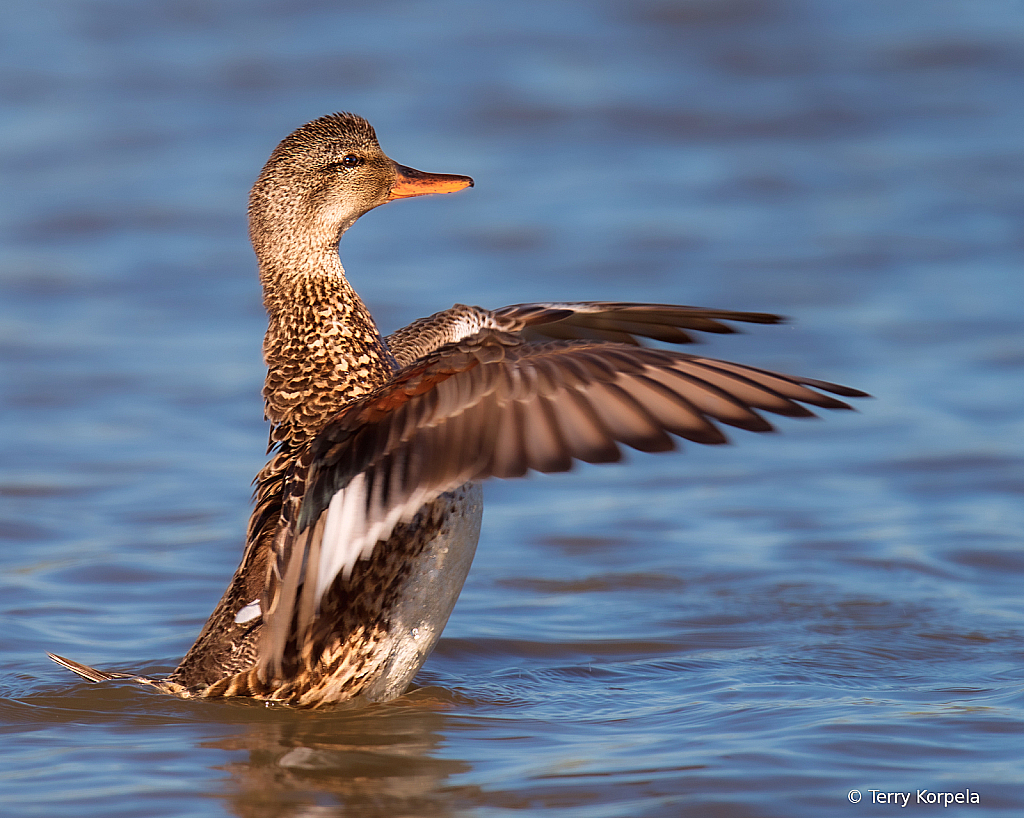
[{"xmin": 847, "ymin": 789, "xmax": 980, "ymax": 807}]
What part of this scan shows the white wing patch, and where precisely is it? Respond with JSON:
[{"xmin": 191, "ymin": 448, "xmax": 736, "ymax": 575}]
[
  {"xmin": 317, "ymin": 472, "xmax": 370, "ymax": 600},
  {"xmin": 313, "ymin": 471, "xmax": 467, "ymax": 603},
  {"xmin": 234, "ymin": 599, "xmax": 262, "ymax": 624}
]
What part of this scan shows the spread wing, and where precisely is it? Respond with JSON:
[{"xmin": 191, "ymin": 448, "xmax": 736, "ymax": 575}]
[
  {"xmin": 386, "ymin": 301, "xmax": 784, "ymax": 366},
  {"xmin": 492, "ymin": 301, "xmax": 783, "ymax": 345},
  {"xmin": 259, "ymin": 329, "xmax": 866, "ymax": 678}
]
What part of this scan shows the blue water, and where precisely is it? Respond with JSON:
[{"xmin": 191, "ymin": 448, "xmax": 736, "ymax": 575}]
[{"xmin": 2, "ymin": 1, "xmax": 1023, "ymax": 815}]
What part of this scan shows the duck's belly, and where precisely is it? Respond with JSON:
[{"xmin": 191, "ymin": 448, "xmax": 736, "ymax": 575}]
[{"xmin": 356, "ymin": 481, "xmax": 483, "ymax": 701}]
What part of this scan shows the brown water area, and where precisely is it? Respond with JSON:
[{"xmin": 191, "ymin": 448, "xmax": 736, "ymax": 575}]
[{"xmin": 1, "ymin": 0, "xmax": 1022, "ymax": 816}]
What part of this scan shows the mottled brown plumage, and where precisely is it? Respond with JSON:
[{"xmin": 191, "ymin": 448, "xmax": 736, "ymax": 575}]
[{"xmin": 49, "ymin": 113, "xmax": 867, "ymax": 707}]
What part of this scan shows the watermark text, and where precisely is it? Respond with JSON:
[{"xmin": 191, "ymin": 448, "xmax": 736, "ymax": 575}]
[{"xmin": 847, "ymin": 789, "xmax": 980, "ymax": 807}]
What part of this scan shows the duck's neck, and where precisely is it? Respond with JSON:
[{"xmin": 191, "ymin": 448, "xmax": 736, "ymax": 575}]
[{"xmin": 259, "ymin": 250, "xmax": 397, "ymax": 447}]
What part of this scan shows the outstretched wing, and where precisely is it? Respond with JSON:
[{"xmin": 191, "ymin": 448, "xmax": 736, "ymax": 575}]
[
  {"xmin": 492, "ymin": 301, "xmax": 783, "ymax": 345},
  {"xmin": 386, "ymin": 302, "xmax": 784, "ymax": 366},
  {"xmin": 259, "ymin": 329, "xmax": 866, "ymax": 678}
]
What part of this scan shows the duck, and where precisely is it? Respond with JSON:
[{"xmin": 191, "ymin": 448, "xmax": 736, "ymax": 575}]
[{"xmin": 48, "ymin": 112, "xmax": 867, "ymax": 707}]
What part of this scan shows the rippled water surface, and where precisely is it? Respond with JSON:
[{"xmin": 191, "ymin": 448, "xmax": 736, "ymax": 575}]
[{"xmin": 2, "ymin": 1, "xmax": 1023, "ymax": 815}]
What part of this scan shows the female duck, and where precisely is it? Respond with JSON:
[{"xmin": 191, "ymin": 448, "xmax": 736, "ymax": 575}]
[{"xmin": 50, "ymin": 113, "xmax": 865, "ymax": 707}]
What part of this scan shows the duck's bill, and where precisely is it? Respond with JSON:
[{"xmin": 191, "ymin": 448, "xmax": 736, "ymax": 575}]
[{"xmin": 389, "ymin": 162, "xmax": 474, "ymax": 199}]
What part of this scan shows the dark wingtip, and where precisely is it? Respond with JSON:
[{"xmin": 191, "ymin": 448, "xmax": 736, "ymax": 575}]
[
  {"xmin": 746, "ymin": 312, "xmax": 789, "ymax": 325},
  {"xmin": 831, "ymin": 386, "xmax": 872, "ymax": 399}
]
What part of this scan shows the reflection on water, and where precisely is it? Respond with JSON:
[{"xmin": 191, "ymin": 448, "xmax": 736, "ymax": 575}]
[
  {"xmin": 2, "ymin": 0, "xmax": 1024, "ymax": 816},
  {"xmin": 208, "ymin": 692, "xmax": 473, "ymax": 818}
]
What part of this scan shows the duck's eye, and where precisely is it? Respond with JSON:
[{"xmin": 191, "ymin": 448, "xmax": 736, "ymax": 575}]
[{"xmin": 325, "ymin": 155, "xmax": 363, "ymax": 173}]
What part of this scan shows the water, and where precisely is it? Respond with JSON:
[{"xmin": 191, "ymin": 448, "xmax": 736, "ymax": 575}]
[{"xmin": 2, "ymin": 0, "xmax": 1023, "ymax": 815}]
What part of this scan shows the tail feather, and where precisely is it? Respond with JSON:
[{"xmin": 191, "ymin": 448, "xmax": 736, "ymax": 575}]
[{"xmin": 47, "ymin": 652, "xmax": 128, "ymax": 683}]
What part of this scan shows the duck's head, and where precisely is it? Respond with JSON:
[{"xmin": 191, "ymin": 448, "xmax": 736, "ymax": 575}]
[{"xmin": 249, "ymin": 112, "xmax": 473, "ymax": 268}]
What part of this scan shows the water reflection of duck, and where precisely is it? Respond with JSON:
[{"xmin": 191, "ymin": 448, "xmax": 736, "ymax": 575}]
[{"xmin": 49, "ymin": 113, "xmax": 866, "ymax": 707}]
